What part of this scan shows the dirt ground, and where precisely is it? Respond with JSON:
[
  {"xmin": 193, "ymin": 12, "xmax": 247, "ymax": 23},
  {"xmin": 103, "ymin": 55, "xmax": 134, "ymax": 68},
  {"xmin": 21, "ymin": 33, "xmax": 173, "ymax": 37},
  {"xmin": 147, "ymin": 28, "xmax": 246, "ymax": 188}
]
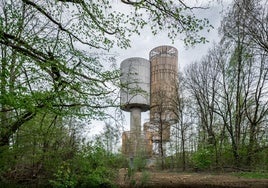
[{"xmin": 117, "ymin": 169, "xmax": 268, "ymax": 188}]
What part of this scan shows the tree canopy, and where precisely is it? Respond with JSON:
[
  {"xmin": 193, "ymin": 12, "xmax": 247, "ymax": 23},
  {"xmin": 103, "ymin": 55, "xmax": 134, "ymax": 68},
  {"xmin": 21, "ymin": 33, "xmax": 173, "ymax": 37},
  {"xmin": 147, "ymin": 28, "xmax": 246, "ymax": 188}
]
[{"xmin": 0, "ymin": 0, "xmax": 210, "ymax": 147}]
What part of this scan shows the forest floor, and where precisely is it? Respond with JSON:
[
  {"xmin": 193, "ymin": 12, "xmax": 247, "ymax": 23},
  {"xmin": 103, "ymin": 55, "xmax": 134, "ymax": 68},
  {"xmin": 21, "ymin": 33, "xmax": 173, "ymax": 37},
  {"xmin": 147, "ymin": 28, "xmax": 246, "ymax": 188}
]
[{"xmin": 117, "ymin": 169, "xmax": 268, "ymax": 188}]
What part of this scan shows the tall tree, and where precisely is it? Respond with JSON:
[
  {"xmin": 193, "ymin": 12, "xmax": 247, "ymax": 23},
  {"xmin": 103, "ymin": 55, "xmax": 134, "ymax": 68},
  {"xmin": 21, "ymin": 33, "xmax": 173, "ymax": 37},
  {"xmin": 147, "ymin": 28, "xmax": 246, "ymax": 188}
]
[
  {"xmin": 0, "ymin": 0, "xmax": 211, "ymax": 148},
  {"xmin": 219, "ymin": 0, "xmax": 268, "ymax": 167},
  {"xmin": 150, "ymin": 90, "xmax": 171, "ymax": 169},
  {"xmin": 235, "ymin": 0, "xmax": 268, "ymax": 53},
  {"xmin": 185, "ymin": 46, "xmax": 222, "ymax": 165},
  {"xmin": 170, "ymin": 73, "xmax": 193, "ymax": 171},
  {"xmin": 182, "ymin": 0, "xmax": 268, "ymax": 170}
]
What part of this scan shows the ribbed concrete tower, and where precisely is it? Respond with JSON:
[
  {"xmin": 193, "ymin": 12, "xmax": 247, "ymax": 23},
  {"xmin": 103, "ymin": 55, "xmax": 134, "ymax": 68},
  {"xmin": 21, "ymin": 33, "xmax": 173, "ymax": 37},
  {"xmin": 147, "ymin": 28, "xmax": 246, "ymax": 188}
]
[{"xmin": 149, "ymin": 45, "xmax": 178, "ymax": 142}]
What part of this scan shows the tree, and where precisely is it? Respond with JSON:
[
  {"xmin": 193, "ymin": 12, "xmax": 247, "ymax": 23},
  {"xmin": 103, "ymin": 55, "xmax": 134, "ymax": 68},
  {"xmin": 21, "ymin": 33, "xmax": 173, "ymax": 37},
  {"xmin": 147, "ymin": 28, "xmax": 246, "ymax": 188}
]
[
  {"xmin": 150, "ymin": 90, "xmax": 170, "ymax": 169},
  {"xmin": 177, "ymin": 0, "xmax": 268, "ymax": 171},
  {"xmin": 243, "ymin": 52, "xmax": 268, "ymax": 166},
  {"xmin": 170, "ymin": 73, "xmax": 193, "ymax": 171},
  {"xmin": 233, "ymin": 0, "xmax": 268, "ymax": 53},
  {"xmin": 95, "ymin": 121, "xmax": 121, "ymax": 154},
  {"xmin": 219, "ymin": 0, "xmax": 268, "ymax": 167},
  {"xmin": 0, "ymin": 0, "xmax": 211, "ymax": 148},
  {"xmin": 185, "ymin": 46, "xmax": 223, "ymax": 166},
  {"xmin": 0, "ymin": 112, "xmax": 78, "ymax": 185},
  {"xmin": 0, "ymin": 0, "xmax": 120, "ymax": 148},
  {"xmin": 183, "ymin": 0, "xmax": 268, "ymax": 169},
  {"xmin": 223, "ymin": 0, "xmax": 268, "ymax": 167}
]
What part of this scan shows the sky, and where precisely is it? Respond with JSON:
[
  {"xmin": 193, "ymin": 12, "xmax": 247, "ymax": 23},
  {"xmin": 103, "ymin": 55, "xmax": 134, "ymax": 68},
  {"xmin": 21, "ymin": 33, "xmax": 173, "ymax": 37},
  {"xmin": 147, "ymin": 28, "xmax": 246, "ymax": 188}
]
[
  {"xmin": 112, "ymin": 0, "xmax": 230, "ymax": 70},
  {"xmin": 88, "ymin": 0, "xmax": 232, "ymax": 138}
]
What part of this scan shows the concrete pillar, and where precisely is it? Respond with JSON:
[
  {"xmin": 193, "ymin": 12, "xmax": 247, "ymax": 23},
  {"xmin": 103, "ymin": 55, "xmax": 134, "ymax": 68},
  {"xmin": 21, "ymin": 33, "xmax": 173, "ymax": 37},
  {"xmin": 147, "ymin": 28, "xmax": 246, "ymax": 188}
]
[
  {"xmin": 130, "ymin": 107, "xmax": 141, "ymax": 157},
  {"xmin": 130, "ymin": 107, "xmax": 141, "ymax": 133}
]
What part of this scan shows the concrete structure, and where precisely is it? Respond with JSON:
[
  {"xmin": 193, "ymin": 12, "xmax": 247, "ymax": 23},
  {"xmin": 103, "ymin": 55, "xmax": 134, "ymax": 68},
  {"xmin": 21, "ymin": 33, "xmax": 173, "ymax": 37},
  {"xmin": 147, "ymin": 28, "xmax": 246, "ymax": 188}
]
[
  {"xmin": 120, "ymin": 57, "xmax": 151, "ymax": 157},
  {"xmin": 120, "ymin": 57, "xmax": 150, "ymax": 112},
  {"xmin": 122, "ymin": 131, "xmax": 153, "ymax": 157},
  {"xmin": 149, "ymin": 45, "xmax": 178, "ymax": 143},
  {"xmin": 120, "ymin": 46, "xmax": 179, "ymax": 159}
]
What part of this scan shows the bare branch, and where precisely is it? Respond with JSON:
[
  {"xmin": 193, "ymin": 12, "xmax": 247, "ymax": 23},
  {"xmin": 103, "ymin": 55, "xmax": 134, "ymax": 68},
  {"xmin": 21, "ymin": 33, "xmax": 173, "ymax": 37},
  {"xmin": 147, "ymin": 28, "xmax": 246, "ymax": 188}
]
[{"xmin": 21, "ymin": 0, "xmax": 106, "ymax": 49}]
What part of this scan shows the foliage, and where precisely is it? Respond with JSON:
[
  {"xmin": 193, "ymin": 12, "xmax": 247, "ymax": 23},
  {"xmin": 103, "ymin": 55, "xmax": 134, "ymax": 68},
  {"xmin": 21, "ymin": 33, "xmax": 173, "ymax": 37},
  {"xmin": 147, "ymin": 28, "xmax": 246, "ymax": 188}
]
[
  {"xmin": 0, "ymin": 0, "xmax": 214, "ymax": 185},
  {"xmin": 191, "ymin": 148, "xmax": 213, "ymax": 170},
  {"xmin": 133, "ymin": 155, "xmax": 147, "ymax": 172},
  {"xmin": 181, "ymin": 0, "xmax": 268, "ymax": 171},
  {"xmin": 0, "ymin": 0, "xmax": 211, "ymax": 157},
  {"xmin": 47, "ymin": 143, "xmax": 127, "ymax": 188},
  {"xmin": 0, "ymin": 112, "xmax": 76, "ymax": 185},
  {"xmin": 0, "ymin": 111, "xmax": 127, "ymax": 187},
  {"xmin": 217, "ymin": 144, "xmax": 235, "ymax": 167},
  {"xmin": 247, "ymin": 147, "xmax": 268, "ymax": 171},
  {"xmin": 49, "ymin": 162, "xmax": 77, "ymax": 188},
  {"xmin": 53, "ymin": 144, "xmax": 125, "ymax": 188},
  {"xmin": 2, "ymin": 0, "xmax": 268, "ymax": 185},
  {"xmin": 126, "ymin": 158, "xmax": 150, "ymax": 188}
]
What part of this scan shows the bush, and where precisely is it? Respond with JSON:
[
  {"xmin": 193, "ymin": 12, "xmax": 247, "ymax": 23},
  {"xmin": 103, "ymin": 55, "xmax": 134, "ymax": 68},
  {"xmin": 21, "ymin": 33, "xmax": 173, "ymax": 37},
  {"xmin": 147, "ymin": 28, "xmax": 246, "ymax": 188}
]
[
  {"xmin": 49, "ymin": 162, "xmax": 77, "ymax": 188},
  {"xmin": 191, "ymin": 148, "xmax": 213, "ymax": 170},
  {"xmin": 49, "ymin": 144, "xmax": 125, "ymax": 188},
  {"xmin": 133, "ymin": 155, "xmax": 147, "ymax": 172}
]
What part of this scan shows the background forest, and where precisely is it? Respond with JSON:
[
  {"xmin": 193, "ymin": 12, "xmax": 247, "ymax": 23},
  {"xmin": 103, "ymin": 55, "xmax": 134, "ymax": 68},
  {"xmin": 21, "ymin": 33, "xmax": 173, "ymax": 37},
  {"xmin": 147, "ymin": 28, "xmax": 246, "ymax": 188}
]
[
  {"xmin": 167, "ymin": 0, "xmax": 268, "ymax": 171},
  {"xmin": 0, "ymin": 0, "xmax": 267, "ymax": 187}
]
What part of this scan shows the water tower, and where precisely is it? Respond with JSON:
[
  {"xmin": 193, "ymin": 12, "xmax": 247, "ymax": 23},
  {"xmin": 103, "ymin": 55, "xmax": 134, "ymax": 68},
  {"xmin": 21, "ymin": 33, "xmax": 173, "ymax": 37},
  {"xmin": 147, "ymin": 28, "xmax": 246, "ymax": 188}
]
[
  {"xmin": 147, "ymin": 45, "xmax": 178, "ymax": 155},
  {"xmin": 120, "ymin": 57, "xmax": 151, "ymax": 157}
]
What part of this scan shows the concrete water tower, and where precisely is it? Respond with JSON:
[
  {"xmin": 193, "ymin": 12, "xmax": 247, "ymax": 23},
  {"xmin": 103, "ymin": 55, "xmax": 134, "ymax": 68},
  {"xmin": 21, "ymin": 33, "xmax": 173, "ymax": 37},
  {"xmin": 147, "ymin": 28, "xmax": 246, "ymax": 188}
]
[
  {"xmin": 120, "ymin": 57, "xmax": 151, "ymax": 157},
  {"xmin": 148, "ymin": 45, "xmax": 178, "ymax": 144}
]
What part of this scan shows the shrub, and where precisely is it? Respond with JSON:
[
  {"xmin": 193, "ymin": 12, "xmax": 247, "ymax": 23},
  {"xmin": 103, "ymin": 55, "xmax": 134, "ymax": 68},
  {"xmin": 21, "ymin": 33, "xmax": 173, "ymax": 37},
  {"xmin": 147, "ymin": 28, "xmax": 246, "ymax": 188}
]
[
  {"xmin": 191, "ymin": 148, "xmax": 213, "ymax": 170},
  {"xmin": 133, "ymin": 155, "xmax": 147, "ymax": 172},
  {"xmin": 49, "ymin": 162, "xmax": 77, "ymax": 188},
  {"xmin": 49, "ymin": 143, "xmax": 124, "ymax": 188}
]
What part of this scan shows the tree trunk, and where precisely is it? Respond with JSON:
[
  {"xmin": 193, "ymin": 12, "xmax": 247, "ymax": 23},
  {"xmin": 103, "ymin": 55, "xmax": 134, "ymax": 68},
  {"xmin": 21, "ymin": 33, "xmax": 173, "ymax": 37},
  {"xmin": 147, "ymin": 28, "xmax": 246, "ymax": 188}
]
[{"xmin": 246, "ymin": 123, "xmax": 256, "ymax": 167}]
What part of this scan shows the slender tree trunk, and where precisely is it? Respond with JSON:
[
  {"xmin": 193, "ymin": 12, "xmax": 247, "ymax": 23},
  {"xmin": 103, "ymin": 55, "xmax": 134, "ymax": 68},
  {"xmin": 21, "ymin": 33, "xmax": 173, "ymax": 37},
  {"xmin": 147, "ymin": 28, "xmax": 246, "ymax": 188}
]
[
  {"xmin": 160, "ymin": 120, "xmax": 164, "ymax": 170},
  {"xmin": 181, "ymin": 129, "xmax": 186, "ymax": 171},
  {"xmin": 246, "ymin": 124, "xmax": 256, "ymax": 167},
  {"xmin": 180, "ymin": 112, "xmax": 186, "ymax": 171},
  {"xmin": 231, "ymin": 137, "xmax": 240, "ymax": 168},
  {"xmin": 0, "ymin": 46, "xmax": 9, "ymax": 148}
]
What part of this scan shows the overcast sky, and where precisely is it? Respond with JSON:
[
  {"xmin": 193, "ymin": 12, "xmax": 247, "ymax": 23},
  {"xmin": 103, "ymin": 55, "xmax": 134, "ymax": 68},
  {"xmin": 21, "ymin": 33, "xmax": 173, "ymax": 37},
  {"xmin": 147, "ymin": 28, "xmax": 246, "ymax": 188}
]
[
  {"xmin": 89, "ymin": 0, "xmax": 232, "ymax": 137},
  {"xmin": 112, "ymin": 0, "xmax": 231, "ymax": 69}
]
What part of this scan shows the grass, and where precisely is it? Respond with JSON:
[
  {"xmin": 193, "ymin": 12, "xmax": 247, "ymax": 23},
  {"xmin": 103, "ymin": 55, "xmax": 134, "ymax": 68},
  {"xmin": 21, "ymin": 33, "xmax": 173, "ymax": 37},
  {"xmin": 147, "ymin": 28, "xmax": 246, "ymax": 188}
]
[{"xmin": 233, "ymin": 172, "xmax": 268, "ymax": 179}]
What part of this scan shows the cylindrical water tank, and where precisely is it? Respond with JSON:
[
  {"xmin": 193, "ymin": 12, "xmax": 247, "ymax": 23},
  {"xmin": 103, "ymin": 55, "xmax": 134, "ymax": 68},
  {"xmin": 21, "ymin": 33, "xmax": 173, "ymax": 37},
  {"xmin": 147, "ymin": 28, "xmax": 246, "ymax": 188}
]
[
  {"xmin": 150, "ymin": 45, "xmax": 178, "ymax": 96},
  {"xmin": 120, "ymin": 57, "xmax": 150, "ymax": 112},
  {"xmin": 149, "ymin": 45, "xmax": 178, "ymax": 141}
]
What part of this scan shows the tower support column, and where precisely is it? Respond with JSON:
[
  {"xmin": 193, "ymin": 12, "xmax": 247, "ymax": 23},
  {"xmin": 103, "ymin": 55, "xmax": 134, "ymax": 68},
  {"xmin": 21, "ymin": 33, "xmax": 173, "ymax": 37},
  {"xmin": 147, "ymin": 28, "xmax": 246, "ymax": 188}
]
[{"xmin": 130, "ymin": 107, "xmax": 142, "ymax": 133}]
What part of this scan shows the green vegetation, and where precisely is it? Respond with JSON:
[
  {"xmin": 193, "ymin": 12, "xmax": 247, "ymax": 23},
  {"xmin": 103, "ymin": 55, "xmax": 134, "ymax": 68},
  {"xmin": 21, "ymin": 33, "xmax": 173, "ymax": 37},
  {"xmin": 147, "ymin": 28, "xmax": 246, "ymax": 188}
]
[
  {"xmin": 0, "ymin": 0, "xmax": 268, "ymax": 186},
  {"xmin": 163, "ymin": 0, "xmax": 268, "ymax": 174},
  {"xmin": 0, "ymin": 0, "xmax": 211, "ymax": 186},
  {"xmin": 49, "ymin": 145, "xmax": 126, "ymax": 188},
  {"xmin": 125, "ymin": 153, "xmax": 150, "ymax": 187},
  {"xmin": 0, "ymin": 111, "xmax": 126, "ymax": 187},
  {"xmin": 191, "ymin": 148, "xmax": 213, "ymax": 170},
  {"xmin": 233, "ymin": 172, "xmax": 268, "ymax": 179}
]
